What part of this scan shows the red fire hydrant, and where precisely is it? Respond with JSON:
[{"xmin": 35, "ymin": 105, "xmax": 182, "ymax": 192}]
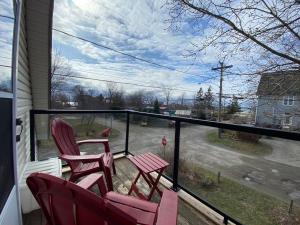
[
  {"xmin": 161, "ymin": 136, "xmax": 167, "ymax": 158},
  {"xmin": 162, "ymin": 136, "xmax": 167, "ymax": 146}
]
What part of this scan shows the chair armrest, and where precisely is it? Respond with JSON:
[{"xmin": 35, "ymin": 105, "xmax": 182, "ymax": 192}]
[
  {"xmin": 77, "ymin": 174, "xmax": 108, "ymax": 196},
  {"xmin": 59, "ymin": 154, "xmax": 103, "ymax": 163},
  {"xmin": 76, "ymin": 139, "xmax": 108, "ymax": 145},
  {"xmin": 77, "ymin": 139, "xmax": 110, "ymax": 153},
  {"xmin": 155, "ymin": 190, "xmax": 178, "ymax": 225},
  {"xmin": 104, "ymin": 192, "xmax": 158, "ymax": 212}
]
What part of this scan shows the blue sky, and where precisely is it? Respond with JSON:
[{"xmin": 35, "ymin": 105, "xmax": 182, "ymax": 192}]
[
  {"xmin": 0, "ymin": 0, "xmax": 254, "ymax": 100},
  {"xmin": 52, "ymin": 0, "xmax": 254, "ymax": 100}
]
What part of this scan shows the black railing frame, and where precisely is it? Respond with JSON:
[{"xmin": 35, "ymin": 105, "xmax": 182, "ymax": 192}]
[
  {"xmin": 125, "ymin": 111, "xmax": 130, "ymax": 156},
  {"xmin": 30, "ymin": 109, "xmax": 300, "ymax": 225},
  {"xmin": 172, "ymin": 120, "xmax": 180, "ymax": 192}
]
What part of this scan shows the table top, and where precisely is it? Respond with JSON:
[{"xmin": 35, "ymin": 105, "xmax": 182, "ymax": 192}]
[{"xmin": 129, "ymin": 152, "xmax": 169, "ymax": 174}]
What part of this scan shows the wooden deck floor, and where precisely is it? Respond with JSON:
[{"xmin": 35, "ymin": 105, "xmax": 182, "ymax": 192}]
[{"xmin": 23, "ymin": 157, "xmax": 214, "ymax": 225}]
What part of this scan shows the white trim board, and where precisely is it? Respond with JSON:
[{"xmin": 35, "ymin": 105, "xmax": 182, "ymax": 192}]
[
  {"xmin": 0, "ymin": 186, "xmax": 20, "ymax": 225},
  {"xmin": 0, "ymin": 92, "xmax": 13, "ymax": 99}
]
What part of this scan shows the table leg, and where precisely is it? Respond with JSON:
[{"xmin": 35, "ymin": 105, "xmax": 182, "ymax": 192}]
[
  {"xmin": 147, "ymin": 173, "xmax": 163, "ymax": 196},
  {"xmin": 147, "ymin": 169, "xmax": 164, "ymax": 200},
  {"xmin": 128, "ymin": 171, "xmax": 141, "ymax": 195},
  {"xmin": 141, "ymin": 172, "xmax": 152, "ymax": 188}
]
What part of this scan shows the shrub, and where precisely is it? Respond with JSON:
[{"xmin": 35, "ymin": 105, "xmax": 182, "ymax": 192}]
[
  {"xmin": 222, "ymin": 113, "xmax": 232, "ymax": 121},
  {"xmin": 199, "ymin": 175, "xmax": 216, "ymax": 189},
  {"xmin": 236, "ymin": 131, "xmax": 261, "ymax": 143},
  {"xmin": 232, "ymin": 115, "xmax": 248, "ymax": 124}
]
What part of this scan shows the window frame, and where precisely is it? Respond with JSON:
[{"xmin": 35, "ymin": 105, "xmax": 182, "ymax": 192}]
[
  {"xmin": 283, "ymin": 115, "xmax": 293, "ymax": 126},
  {"xmin": 283, "ymin": 96, "xmax": 294, "ymax": 106}
]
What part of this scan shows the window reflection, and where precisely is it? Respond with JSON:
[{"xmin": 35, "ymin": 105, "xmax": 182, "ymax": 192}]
[{"xmin": 0, "ymin": 0, "xmax": 14, "ymax": 93}]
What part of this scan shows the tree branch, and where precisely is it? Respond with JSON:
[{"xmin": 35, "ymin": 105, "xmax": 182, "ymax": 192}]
[{"xmin": 179, "ymin": 0, "xmax": 300, "ymax": 65}]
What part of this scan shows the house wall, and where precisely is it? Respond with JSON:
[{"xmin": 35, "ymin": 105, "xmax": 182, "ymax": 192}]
[
  {"xmin": 256, "ymin": 95, "xmax": 300, "ymax": 131},
  {"xmin": 26, "ymin": 0, "xmax": 52, "ymax": 140},
  {"xmin": 16, "ymin": 2, "xmax": 32, "ymax": 178},
  {"xmin": 16, "ymin": 1, "xmax": 32, "ymax": 177}
]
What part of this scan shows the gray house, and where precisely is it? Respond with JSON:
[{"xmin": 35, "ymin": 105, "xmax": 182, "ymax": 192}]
[{"xmin": 255, "ymin": 70, "xmax": 300, "ymax": 131}]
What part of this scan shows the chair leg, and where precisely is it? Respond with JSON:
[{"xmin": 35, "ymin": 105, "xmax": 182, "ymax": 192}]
[
  {"xmin": 69, "ymin": 174, "xmax": 77, "ymax": 183},
  {"xmin": 104, "ymin": 166, "xmax": 114, "ymax": 191},
  {"xmin": 112, "ymin": 160, "xmax": 116, "ymax": 175}
]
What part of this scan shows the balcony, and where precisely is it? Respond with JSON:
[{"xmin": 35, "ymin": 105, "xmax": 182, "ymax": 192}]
[
  {"xmin": 26, "ymin": 109, "xmax": 300, "ymax": 225},
  {"xmin": 24, "ymin": 156, "xmax": 215, "ymax": 225}
]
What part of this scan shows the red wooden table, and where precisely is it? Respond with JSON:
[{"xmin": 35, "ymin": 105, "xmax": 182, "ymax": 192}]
[{"xmin": 128, "ymin": 152, "xmax": 169, "ymax": 201}]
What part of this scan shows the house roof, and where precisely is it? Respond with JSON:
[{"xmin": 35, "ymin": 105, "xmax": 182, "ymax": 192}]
[{"xmin": 257, "ymin": 70, "xmax": 300, "ymax": 96}]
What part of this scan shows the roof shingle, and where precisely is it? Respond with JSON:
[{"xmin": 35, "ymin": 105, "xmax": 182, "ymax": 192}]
[{"xmin": 257, "ymin": 70, "xmax": 300, "ymax": 96}]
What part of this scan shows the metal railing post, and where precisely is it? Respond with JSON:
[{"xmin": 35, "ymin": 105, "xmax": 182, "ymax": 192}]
[
  {"xmin": 125, "ymin": 111, "xmax": 130, "ymax": 155},
  {"xmin": 30, "ymin": 110, "xmax": 35, "ymax": 161},
  {"xmin": 172, "ymin": 120, "xmax": 180, "ymax": 191},
  {"xmin": 223, "ymin": 216, "xmax": 229, "ymax": 225}
]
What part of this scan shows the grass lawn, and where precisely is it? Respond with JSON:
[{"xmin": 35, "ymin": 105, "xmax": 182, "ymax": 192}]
[
  {"xmin": 207, "ymin": 131, "xmax": 273, "ymax": 156},
  {"xmin": 178, "ymin": 162, "xmax": 300, "ymax": 225},
  {"xmin": 159, "ymin": 149, "xmax": 299, "ymax": 225}
]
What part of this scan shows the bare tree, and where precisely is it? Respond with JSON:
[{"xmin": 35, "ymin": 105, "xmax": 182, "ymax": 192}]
[
  {"xmin": 51, "ymin": 49, "xmax": 72, "ymax": 95},
  {"xmin": 126, "ymin": 90, "xmax": 145, "ymax": 110},
  {"xmin": 51, "ymin": 92, "xmax": 69, "ymax": 109},
  {"xmin": 105, "ymin": 82, "xmax": 125, "ymax": 109},
  {"xmin": 73, "ymin": 85, "xmax": 87, "ymax": 109},
  {"xmin": 161, "ymin": 84, "xmax": 173, "ymax": 106},
  {"xmin": 105, "ymin": 82, "xmax": 118, "ymax": 104},
  {"xmin": 144, "ymin": 91, "xmax": 156, "ymax": 105},
  {"xmin": 166, "ymin": 0, "xmax": 300, "ymax": 73}
]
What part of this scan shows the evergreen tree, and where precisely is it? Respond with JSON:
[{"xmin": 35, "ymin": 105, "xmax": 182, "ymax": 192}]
[
  {"xmin": 204, "ymin": 86, "xmax": 214, "ymax": 110},
  {"xmin": 195, "ymin": 87, "xmax": 204, "ymax": 104},
  {"xmin": 194, "ymin": 87, "xmax": 205, "ymax": 118},
  {"xmin": 227, "ymin": 96, "xmax": 241, "ymax": 114},
  {"xmin": 153, "ymin": 98, "xmax": 160, "ymax": 114}
]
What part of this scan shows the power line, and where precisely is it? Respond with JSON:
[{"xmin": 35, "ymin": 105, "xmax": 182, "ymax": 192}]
[
  {"xmin": 0, "ymin": 40, "xmax": 13, "ymax": 45},
  {"xmin": 0, "ymin": 64, "xmax": 11, "ymax": 68},
  {"xmin": 66, "ymin": 67, "xmax": 202, "ymax": 86},
  {"xmin": 53, "ymin": 28, "xmax": 215, "ymax": 79},
  {"xmin": 0, "ymin": 56, "xmax": 11, "ymax": 60},
  {"xmin": 0, "ymin": 15, "xmax": 14, "ymax": 20},
  {"xmin": 53, "ymin": 73, "xmax": 196, "ymax": 93}
]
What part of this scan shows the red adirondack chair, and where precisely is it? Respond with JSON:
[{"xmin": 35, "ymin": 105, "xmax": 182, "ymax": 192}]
[
  {"xmin": 101, "ymin": 127, "xmax": 111, "ymax": 138},
  {"xmin": 51, "ymin": 118, "xmax": 116, "ymax": 191},
  {"xmin": 27, "ymin": 173, "xmax": 178, "ymax": 225}
]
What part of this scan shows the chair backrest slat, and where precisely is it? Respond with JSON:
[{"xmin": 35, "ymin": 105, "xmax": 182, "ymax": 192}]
[
  {"xmin": 51, "ymin": 118, "xmax": 81, "ymax": 170},
  {"xmin": 27, "ymin": 173, "xmax": 137, "ymax": 225}
]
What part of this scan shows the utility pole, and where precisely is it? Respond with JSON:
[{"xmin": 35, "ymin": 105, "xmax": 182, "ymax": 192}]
[{"xmin": 212, "ymin": 61, "xmax": 233, "ymax": 138}]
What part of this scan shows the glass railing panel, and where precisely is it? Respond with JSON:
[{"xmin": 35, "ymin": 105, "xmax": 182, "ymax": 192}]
[
  {"xmin": 35, "ymin": 112, "xmax": 126, "ymax": 160},
  {"xmin": 128, "ymin": 114, "xmax": 174, "ymax": 178},
  {"xmin": 179, "ymin": 124, "xmax": 300, "ymax": 225}
]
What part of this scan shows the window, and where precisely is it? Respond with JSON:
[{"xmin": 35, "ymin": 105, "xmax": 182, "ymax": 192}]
[
  {"xmin": 0, "ymin": 0, "xmax": 15, "ymax": 93},
  {"xmin": 0, "ymin": 0, "xmax": 15, "ymax": 215},
  {"xmin": 283, "ymin": 96, "xmax": 294, "ymax": 106},
  {"xmin": 283, "ymin": 115, "xmax": 293, "ymax": 125}
]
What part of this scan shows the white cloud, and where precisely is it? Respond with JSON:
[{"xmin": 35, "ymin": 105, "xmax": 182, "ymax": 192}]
[{"xmin": 52, "ymin": 0, "xmax": 252, "ymax": 99}]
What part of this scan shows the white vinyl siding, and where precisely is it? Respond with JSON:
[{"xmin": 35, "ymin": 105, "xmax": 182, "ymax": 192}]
[{"xmin": 16, "ymin": 3, "xmax": 32, "ymax": 179}]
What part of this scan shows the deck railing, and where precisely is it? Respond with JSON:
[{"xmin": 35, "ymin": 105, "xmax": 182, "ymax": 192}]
[{"xmin": 30, "ymin": 109, "xmax": 300, "ymax": 225}]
